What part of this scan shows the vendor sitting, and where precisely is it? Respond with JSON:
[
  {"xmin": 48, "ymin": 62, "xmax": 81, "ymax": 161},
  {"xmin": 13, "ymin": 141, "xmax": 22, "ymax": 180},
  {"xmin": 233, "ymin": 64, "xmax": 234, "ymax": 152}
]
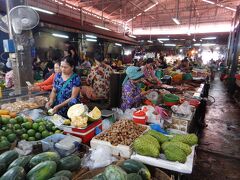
[
  {"xmin": 175, "ymin": 57, "xmax": 192, "ymax": 72},
  {"xmin": 121, "ymin": 66, "xmax": 151, "ymax": 111},
  {"xmin": 45, "ymin": 56, "xmax": 81, "ymax": 117},
  {"xmin": 29, "ymin": 62, "xmax": 60, "ymax": 92}
]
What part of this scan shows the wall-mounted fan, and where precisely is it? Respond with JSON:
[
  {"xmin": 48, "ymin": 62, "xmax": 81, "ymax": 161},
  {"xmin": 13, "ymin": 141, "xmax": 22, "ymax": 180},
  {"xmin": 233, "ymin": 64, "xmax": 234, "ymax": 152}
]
[{"xmin": 0, "ymin": 5, "xmax": 39, "ymax": 35}]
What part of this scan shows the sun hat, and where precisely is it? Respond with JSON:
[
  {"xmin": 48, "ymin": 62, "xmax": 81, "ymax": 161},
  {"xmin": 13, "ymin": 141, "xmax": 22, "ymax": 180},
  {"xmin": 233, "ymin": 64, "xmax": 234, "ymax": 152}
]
[{"xmin": 122, "ymin": 66, "xmax": 144, "ymax": 85}]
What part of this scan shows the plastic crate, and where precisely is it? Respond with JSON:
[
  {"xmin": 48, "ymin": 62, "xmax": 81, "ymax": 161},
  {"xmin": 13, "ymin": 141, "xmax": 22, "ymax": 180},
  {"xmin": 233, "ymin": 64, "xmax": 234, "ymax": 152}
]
[{"xmin": 62, "ymin": 119, "xmax": 102, "ymax": 144}]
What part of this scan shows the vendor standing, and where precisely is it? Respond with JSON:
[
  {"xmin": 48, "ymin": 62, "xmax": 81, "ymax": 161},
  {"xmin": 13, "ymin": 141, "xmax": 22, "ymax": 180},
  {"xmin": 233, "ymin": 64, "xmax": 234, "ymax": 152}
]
[
  {"xmin": 121, "ymin": 66, "xmax": 151, "ymax": 111},
  {"xmin": 45, "ymin": 56, "xmax": 81, "ymax": 117}
]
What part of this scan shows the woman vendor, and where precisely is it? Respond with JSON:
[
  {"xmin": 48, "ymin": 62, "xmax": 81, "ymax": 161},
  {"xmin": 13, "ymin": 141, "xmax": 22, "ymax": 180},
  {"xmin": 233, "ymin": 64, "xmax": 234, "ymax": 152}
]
[
  {"xmin": 121, "ymin": 66, "xmax": 151, "ymax": 111},
  {"xmin": 45, "ymin": 56, "xmax": 81, "ymax": 117},
  {"xmin": 82, "ymin": 52, "xmax": 113, "ymax": 100},
  {"xmin": 29, "ymin": 62, "xmax": 60, "ymax": 92}
]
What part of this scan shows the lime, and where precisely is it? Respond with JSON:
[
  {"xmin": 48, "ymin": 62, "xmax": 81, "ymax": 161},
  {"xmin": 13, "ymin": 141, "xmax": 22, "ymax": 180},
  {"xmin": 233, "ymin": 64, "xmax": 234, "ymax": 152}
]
[
  {"xmin": 6, "ymin": 124, "xmax": 13, "ymax": 129},
  {"xmin": 41, "ymin": 130, "xmax": 50, "ymax": 138},
  {"xmin": 7, "ymin": 133, "xmax": 16, "ymax": 143},
  {"xmin": 28, "ymin": 137, "xmax": 36, "ymax": 141},
  {"xmin": 15, "ymin": 129, "xmax": 23, "ymax": 135},
  {"xmin": 49, "ymin": 132, "xmax": 53, "ymax": 136},
  {"xmin": 0, "ymin": 130, "xmax": 4, "ymax": 136},
  {"xmin": 38, "ymin": 125, "xmax": 46, "ymax": 132},
  {"xmin": 22, "ymin": 128, "xmax": 27, "ymax": 134},
  {"xmin": 51, "ymin": 126, "xmax": 57, "ymax": 132},
  {"xmin": 1, "ymin": 136, "xmax": 8, "ymax": 141},
  {"xmin": 2, "ymin": 118, "xmax": 9, "ymax": 125},
  {"xmin": 23, "ymin": 118, "xmax": 29, "ymax": 123},
  {"xmin": 16, "ymin": 116, "xmax": 24, "ymax": 124},
  {"xmin": 46, "ymin": 123, "xmax": 54, "ymax": 131},
  {"xmin": 27, "ymin": 129, "xmax": 36, "ymax": 137},
  {"xmin": 32, "ymin": 123, "xmax": 39, "ymax": 131},
  {"xmin": 21, "ymin": 122, "xmax": 32, "ymax": 129},
  {"xmin": 5, "ymin": 129, "xmax": 13, "ymax": 136},
  {"xmin": 55, "ymin": 130, "xmax": 61, "ymax": 134},
  {"xmin": 14, "ymin": 124, "xmax": 21, "ymax": 130},
  {"xmin": 9, "ymin": 118, "xmax": 17, "ymax": 124},
  {"xmin": 21, "ymin": 134, "xmax": 29, "ymax": 140},
  {"xmin": 35, "ymin": 132, "xmax": 42, "ymax": 140},
  {"xmin": 39, "ymin": 122, "xmax": 45, "ymax": 126},
  {"xmin": 0, "ymin": 140, "xmax": 10, "ymax": 148},
  {"xmin": 1, "ymin": 126, "xmax": 7, "ymax": 131}
]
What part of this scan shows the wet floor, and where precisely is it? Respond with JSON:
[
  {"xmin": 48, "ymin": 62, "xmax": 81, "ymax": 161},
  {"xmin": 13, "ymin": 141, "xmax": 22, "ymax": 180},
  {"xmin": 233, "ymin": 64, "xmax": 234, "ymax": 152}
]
[{"xmin": 186, "ymin": 77, "xmax": 240, "ymax": 180}]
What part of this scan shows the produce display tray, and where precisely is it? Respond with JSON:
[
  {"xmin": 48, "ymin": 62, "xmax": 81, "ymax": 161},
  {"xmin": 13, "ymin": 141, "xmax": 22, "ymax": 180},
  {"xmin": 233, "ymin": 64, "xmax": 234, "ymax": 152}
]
[
  {"xmin": 90, "ymin": 125, "xmax": 150, "ymax": 158},
  {"xmin": 130, "ymin": 146, "xmax": 196, "ymax": 174}
]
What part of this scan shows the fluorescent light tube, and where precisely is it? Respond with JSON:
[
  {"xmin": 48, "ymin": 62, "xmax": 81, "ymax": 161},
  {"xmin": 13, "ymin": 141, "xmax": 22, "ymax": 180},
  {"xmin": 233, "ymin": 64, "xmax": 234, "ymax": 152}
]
[
  {"xmin": 129, "ymin": 35, "xmax": 136, "ymax": 38},
  {"xmin": 86, "ymin": 39, "xmax": 97, "ymax": 42},
  {"xmin": 225, "ymin": 7, "xmax": 236, "ymax": 12},
  {"xmin": 115, "ymin": 43, "xmax": 122, "ymax": 46},
  {"xmin": 157, "ymin": 38, "xmax": 169, "ymax": 41},
  {"xmin": 30, "ymin": 6, "xmax": 54, "ymax": 14},
  {"xmin": 202, "ymin": 37, "xmax": 217, "ymax": 40},
  {"xmin": 86, "ymin": 35, "xmax": 97, "ymax": 39},
  {"xmin": 164, "ymin": 44, "xmax": 176, "ymax": 46},
  {"xmin": 194, "ymin": 43, "xmax": 201, "ymax": 46},
  {"xmin": 202, "ymin": 43, "xmax": 216, "ymax": 46},
  {"xmin": 158, "ymin": 40, "xmax": 163, "ymax": 43},
  {"xmin": 147, "ymin": 40, "xmax": 153, "ymax": 43},
  {"xmin": 193, "ymin": 38, "xmax": 196, "ymax": 42},
  {"xmin": 144, "ymin": 3, "xmax": 158, "ymax": 12},
  {"xmin": 172, "ymin": 18, "xmax": 180, "ymax": 25},
  {"xmin": 202, "ymin": 0, "xmax": 215, "ymax": 5},
  {"xmin": 52, "ymin": 33, "xmax": 69, "ymax": 38},
  {"xmin": 137, "ymin": 13, "xmax": 142, "ymax": 17},
  {"xmin": 94, "ymin": 25, "xmax": 111, "ymax": 31}
]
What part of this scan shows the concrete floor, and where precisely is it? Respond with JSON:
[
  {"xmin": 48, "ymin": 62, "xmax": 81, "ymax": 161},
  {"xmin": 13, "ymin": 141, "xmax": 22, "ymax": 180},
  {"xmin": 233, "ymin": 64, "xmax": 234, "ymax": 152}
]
[{"xmin": 186, "ymin": 77, "xmax": 240, "ymax": 180}]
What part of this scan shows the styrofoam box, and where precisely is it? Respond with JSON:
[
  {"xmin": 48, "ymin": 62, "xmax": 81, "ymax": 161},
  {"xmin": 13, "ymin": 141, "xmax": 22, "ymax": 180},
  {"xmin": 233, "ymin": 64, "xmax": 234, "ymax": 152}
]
[
  {"xmin": 90, "ymin": 125, "xmax": 150, "ymax": 158},
  {"xmin": 131, "ymin": 146, "xmax": 196, "ymax": 174}
]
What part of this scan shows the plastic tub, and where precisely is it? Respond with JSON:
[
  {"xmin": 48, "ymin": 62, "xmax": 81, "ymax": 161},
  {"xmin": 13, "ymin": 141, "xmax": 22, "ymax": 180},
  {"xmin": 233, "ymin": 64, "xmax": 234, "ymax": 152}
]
[
  {"xmin": 133, "ymin": 110, "xmax": 147, "ymax": 125},
  {"xmin": 163, "ymin": 94, "xmax": 179, "ymax": 103}
]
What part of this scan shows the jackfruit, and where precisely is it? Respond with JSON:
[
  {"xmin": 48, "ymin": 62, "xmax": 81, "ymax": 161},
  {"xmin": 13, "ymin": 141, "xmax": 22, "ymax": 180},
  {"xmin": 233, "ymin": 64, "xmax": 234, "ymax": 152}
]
[
  {"xmin": 146, "ymin": 130, "xmax": 169, "ymax": 144},
  {"xmin": 171, "ymin": 133, "xmax": 198, "ymax": 146},
  {"xmin": 162, "ymin": 141, "xmax": 192, "ymax": 155},
  {"xmin": 164, "ymin": 145, "xmax": 187, "ymax": 163},
  {"xmin": 133, "ymin": 136, "xmax": 160, "ymax": 158},
  {"xmin": 140, "ymin": 134, "xmax": 160, "ymax": 150}
]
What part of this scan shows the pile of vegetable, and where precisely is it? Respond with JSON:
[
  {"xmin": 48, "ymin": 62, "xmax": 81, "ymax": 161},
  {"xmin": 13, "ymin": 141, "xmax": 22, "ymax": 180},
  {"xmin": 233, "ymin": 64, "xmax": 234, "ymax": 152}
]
[
  {"xmin": 0, "ymin": 114, "xmax": 62, "ymax": 147},
  {"xmin": 95, "ymin": 120, "xmax": 147, "ymax": 146},
  {"xmin": 0, "ymin": 150, "xmax": 81, "ymax": 180},
  {"xmin": 65, "ymin": 104, "xmax": 102, "ymax": 128},
  {"xmin": 133, "ymin": 130, "xmax": 198, "ymax": 163},
  {"xmin": 93, "ymin": 159, "xmax": 151, "ymax": 180}
]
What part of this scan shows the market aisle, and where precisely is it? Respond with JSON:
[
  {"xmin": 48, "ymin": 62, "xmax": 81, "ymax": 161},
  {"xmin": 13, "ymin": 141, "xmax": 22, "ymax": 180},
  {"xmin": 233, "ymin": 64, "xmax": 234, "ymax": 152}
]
[{"xmin": 187, "ymin": 76, "xmax": 240, "ymax": 180}]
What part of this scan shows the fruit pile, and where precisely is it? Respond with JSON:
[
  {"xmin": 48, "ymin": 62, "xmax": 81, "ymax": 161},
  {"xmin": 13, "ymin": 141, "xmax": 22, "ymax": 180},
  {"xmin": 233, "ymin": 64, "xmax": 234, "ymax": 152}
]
[
  {"xmin": 133, "ymin": 130, "xmax": 198, "ymax": 163},
  {"xmin": 92, "ymin": 159, "xmax": 151, "ymax": 180},
  {"xmin": 0, "ymin": 150, "xmax": 81, "ymax": 180},
  {"xmin": 0, "ymin": 115, "xmax": 62, "ymax": 148}
]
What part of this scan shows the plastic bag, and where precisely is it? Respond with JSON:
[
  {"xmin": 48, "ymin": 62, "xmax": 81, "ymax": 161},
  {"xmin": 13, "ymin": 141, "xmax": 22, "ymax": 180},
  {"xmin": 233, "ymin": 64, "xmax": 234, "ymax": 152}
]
[
  {"xmin": 41, "ymin": 134, "xmax": 66, "ymax": 152},
  {"xmin": 171, "ymin": 101, "xmax": 192, "ymax": 115},
  {"xmin": 102, "ymin": 119, "xmax": 112, "ymax": 131},
  {"xmin": 14, "ymin": 140, "xmax": 33, "ymax": 155},
  {"xmin": 81, "ymin": 146, "xmax": 117, "ymax": 170},
  {"xmin": 20, "ymin": 109, "xmax": 44, "ymax": 120}
]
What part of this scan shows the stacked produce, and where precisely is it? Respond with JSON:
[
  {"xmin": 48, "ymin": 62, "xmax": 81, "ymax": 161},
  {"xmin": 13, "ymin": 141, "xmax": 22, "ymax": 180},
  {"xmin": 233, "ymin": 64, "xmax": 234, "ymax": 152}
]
[
  {"xmin": 93, "ymin": 159, "xmax": 151, "ymax": 180},
  {"xmin": 0, "ymin": 115, "xmax": 62, "ymax": 146},
  {"xmin": 66, "ymin": 104, "xmax": 101, "ymax": 128},
  {"xmin": 133, "ymin": 130, "xmax": 198, "ymax": 163},
  {"xmin": 95, "ymin": 120, "xmax": 147, "ymax": 146},
  {"xmin": 0, "ymin": 150, "xmax": 81, "ymax": 180}
]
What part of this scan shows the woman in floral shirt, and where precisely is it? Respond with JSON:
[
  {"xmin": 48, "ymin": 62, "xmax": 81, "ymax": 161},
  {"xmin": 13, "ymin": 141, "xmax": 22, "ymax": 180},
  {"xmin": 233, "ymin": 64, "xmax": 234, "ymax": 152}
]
[
  {"xmin": 86, "ymin": 52, "xmax": 113, "ymax": 100},
  {"xmin": 121, "ymin": 66, "xmax": 151, "ymax": 111}
]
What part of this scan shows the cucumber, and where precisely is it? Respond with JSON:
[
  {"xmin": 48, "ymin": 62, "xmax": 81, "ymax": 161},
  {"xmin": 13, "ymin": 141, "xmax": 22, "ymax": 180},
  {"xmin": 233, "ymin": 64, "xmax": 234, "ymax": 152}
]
[
  {"xmin": 54, "ymin": 170, "xmax": 72, "ymax": 179},
  {"xmin": 0, "ymin": 166, "xmax": 25, "ymax": 180},
  {"xmin": 29, "ymin": 152, "xmax": 60, "ymax": 168},
  {"xmin": 48, "ymin": 176, "xmax": 69, "ymax": 180},
  {"xmin": 120, "ymin": 159, "xmax": 151, "ymax": 180},
  {"xmin": 27, "ymin": 160, "xmax": 57, "ymax": 180},
  {"xmin": 103, "ymin": 165, "xmax": 127, "ymax": 180},
  {"xmin": 0, "ymin": 150, "xmax": 19, "ymax": 167},
  {"xmin": 0, "ymin": 163, "xmax": 6, "ymax": 176},
  {"xmin": 8, "ymin": 155, "xmax": 32, "ymax": 170},
  {"xmin": 58, "ymin": 155, "xmax": 81, "ymax": 171}
]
